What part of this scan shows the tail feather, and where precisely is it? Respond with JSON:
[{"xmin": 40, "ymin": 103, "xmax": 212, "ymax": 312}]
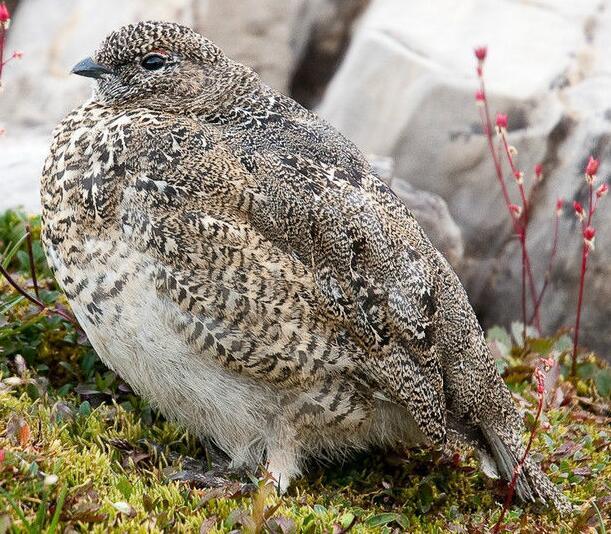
[{"xmin": 482, "ymin": 425, "xmax": 571, "ymax": 514}]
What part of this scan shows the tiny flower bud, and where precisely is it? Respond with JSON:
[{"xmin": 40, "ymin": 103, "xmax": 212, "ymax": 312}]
[
  {"xmin": 556, "ymin": 197, "xmax": 564, "ymax": 216},
  {"xmin": 534, "ymin": 163, "xmax": 543, "ymax": 179},
  {"xmin": 573, "ymin": 200, "xmax": 584, "ymax": 221},
  {"xmin": 584, "ymin": 227, "xmax": 596, "ymax": 251},
  {"xmin": 474, "ymin": 46, "xmax": 487, "ymax": 61},
  {"xmin": 509, "ymin": 203, "xmax": 522, "ymax": 219},
  {"xmin": 495, "ymin": 113, "xmax": 508, "ymax": 129},
  {"xmin": 534, "ymin": 367, "xmax": 546, "ymax": 394},
  {"xmin": 585, "ymin": 156, "xmax": 599, "ymax": 177},
  {"xmin": 540, "ymin": 357, "xmax": 555, "ymax": 371},
  {"xmin": 583, "ymin": 226, "xmax": 596, "ymax": 250},
  {"xmin": 514, "ymin": 171, "xmax": 524, "ymax": 184},
  {"xmin": 596, "ymin": 183, "xmax": 608, "ymax": 198},
  {"xmin": 0, "ymin": 3, "xmax": 10, "ymax": 24},
  {"xmin": 12, "ymin": 50, "xmax": 23, "ymax": 60},
  {"xmin": 476, "ymin": 65, "xmax": 483, "ymax": 77},
  {"xmin": 475, "ymin": 89, "xmax": 485, "ymax": 102},
  {"xmin": 508, "ymin": 145, "xmax": 518, "ymax": 156},
  {"xmin": 540, "ymin": 421, "xmax": 551, "ymax": 431}
]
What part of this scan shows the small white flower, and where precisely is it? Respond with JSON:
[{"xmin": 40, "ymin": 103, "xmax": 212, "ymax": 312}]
[
  {"xmin": 113, "ymin": 501, "xmax": 134, "ymax": 515},
  {"xmin": 44, "ymin": 474, "xmax": 59, "ymax": 486},
  {"xmin": 3, "ymin": 377, "xmax": 23, "ymax": 386}
]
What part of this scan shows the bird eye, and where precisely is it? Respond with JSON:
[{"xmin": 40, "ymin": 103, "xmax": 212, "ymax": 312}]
[{"xmin": 141, "ymin": 53, "xmax": 167, "ymax": 71}]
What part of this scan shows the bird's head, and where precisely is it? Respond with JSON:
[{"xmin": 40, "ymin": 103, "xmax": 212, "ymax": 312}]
[{"xmin": 72, "ymin": 21, "xmax": 255, "ymax": 113}]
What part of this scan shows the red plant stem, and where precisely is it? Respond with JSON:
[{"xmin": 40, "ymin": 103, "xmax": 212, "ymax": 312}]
[
  {"xmin": 476, "ymin": 66, "xmax": 542, "ymax": 334},
  {"xmin": 571, "ymin": 244, "xmax": 588, "ymax": 378},
  {"xmin": 0, "ymin": 264, "xmax": 81, "ymax": 330},
  {"xmin": 493, "ymin": 383, "xmax": 544, "ymax": 533},
  {"xmin": 530, "ymin": 212, "xmax": 559, "ymax": 323},
  {"xmin": 477, "ymin": 77, "xmax": 518, "ymax": 237},
  {"xmin": 521, "ymin": 237, "xmax": 527, "ymax": 336},
  {"xmin": 477, "ymin": 97, "xmax": 521, "ymax": 241},
  {"xmin": 523, "ymin": 248, "xmax": 540, "ymax": 330},
  {"xmin": 25, "ymin": 225, "xmax": 40, "ymax": 299},
  {"xmin": 501, "ymin": 140, "xmax": 528, "ymax": 224},
  {"xmin": 477, "ymin": 60, "xmax": 545, "ymax": 335},
  {"xmin": 1, "ymin": 53, "xmax": 16, "ymax": 68},
  {"xmin": 476, "ymin": 112, "xmax": 527, "ymax": 328},
  {"xmin": 500, "ymin": 135, "xmax": 529, "ymax": 218},
  {"xmin": 477, "ymin": 88, "xmax": 512, "ymax": 210},
  {"xmin": 498, "ymin": 132, "xmax": 541, "ymax": 332},
  {"xmin": 571, "ymin": 178, "xmax": 595, "ymax": 378},
  {"xmin": 0, "ymin": 21, "xmax": 5, "ymax": 81}
]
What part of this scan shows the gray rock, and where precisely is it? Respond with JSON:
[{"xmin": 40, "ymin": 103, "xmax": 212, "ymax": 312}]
[
  {"xmin": 288, "ymin": 0, "xmax": 370, "ymax": 107},
  {"xmin": 194, "ymin": 0, "xmax": 294, "ymax": 92},
  {"xmin": 0, "ymin": 134, "xmax": 47, "ymax": 214}
]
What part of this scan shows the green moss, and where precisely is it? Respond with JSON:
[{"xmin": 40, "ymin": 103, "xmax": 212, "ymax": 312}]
[{"xmin": 1, "ymin": 210, "xmax": 610, "ymax": 533}]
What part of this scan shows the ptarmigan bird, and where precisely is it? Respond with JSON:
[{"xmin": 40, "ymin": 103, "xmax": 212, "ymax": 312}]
[{"xmin": 42, "ymin": 21, "xmax": 568, "ymax": 511}]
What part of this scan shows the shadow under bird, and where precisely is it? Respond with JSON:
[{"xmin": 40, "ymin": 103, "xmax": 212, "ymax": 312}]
[{"xmin": 41, "ymin": 21, "xmax": 569, "ymax": 512}]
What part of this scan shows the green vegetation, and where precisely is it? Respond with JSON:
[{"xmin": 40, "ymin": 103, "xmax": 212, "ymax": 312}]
[{"xmin": 1, "ymin": 209, "xmax": 609, "ymax": 533}]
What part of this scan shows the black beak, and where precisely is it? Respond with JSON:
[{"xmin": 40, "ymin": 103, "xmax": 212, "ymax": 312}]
[{"xmin": 71, "ymin": 57, "xmax": 114, "ymax": 79}]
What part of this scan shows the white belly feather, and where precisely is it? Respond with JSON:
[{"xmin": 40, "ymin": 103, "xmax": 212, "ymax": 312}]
[{"xmin": 48, "ymin": 239, "xmax": 275, "ymax": 465}]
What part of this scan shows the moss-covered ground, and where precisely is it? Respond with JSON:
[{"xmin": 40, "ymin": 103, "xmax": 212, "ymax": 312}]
[{"xmin": 1, "ymin": 210, "xmax": 609, "ymax": 533}]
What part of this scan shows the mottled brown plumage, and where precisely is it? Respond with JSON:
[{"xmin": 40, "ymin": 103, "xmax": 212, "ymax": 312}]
[{"xmin": 41, "ymin": 21, "xmax": 568, "ymax": 511}]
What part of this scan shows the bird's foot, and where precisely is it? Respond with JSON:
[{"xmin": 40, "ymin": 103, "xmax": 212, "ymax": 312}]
[
  {"xmin": 165, "ymin": 466, "xmax": 251, "ymax": 489},
  {"xmin": 165, "ymin": 454, "xmax": 254, "ymax": 490},
  {"xmin": 132, "ymin": 438, "xmax": 254, "ymax": 492}
]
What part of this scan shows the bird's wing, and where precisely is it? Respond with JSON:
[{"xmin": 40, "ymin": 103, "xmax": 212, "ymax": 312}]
[
  {"xmin": 248, "ymin": 148, "xmax": 448, "ymax": 444},
  {"xmin": 124, "ymin": 116, "xmax": 447, "ymax": 444}
]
